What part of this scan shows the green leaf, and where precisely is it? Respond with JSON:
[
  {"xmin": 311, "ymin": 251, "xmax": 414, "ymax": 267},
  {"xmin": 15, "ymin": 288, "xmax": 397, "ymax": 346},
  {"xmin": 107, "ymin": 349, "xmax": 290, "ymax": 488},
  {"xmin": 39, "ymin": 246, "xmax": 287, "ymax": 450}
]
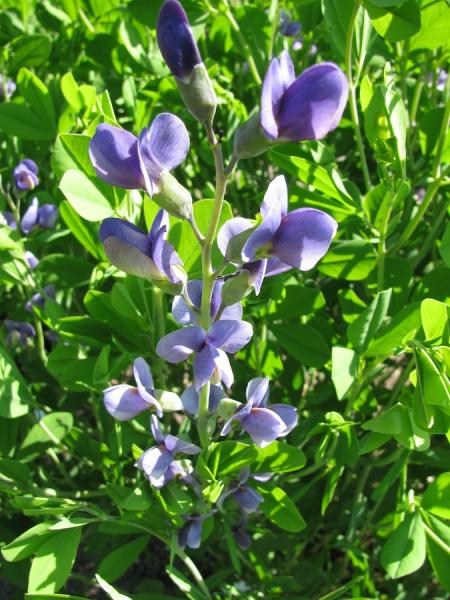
[
  {"xmin": 256, "ymin": 485, "xmax": 306, "ymax": 532},
  {"xmin": 422, "ymin": 472, "xmax": 450, "ymax": 520},
  {"xmin": 18, "ymin": 413, "xmax": 73, "ymax": 462},
  {"xmin": 28, "ymin": 527, "xmax": 82, "ymax": 593},
  {"xmin": 60, "ymin": 72, "xmax": 84, "ymax": 112},
  {"xmin": 52, "ymin": 134, "xmax": 95, "ymax": 180},
  {"xmin": 318, "ymin": 240, "xmax": 377, "ymax": 281},
  {"xmin": 321, "ymin": 0, "xmax": 355, "ymax": 58},
  {"xmin": 365, "ymin": 0, "xmax": 421, "ymax": 41},
  {"xmin": 95, "ymin": 574, "xmax": 132, "ymax": 600},
  {"xmin": 332, "ymin": 347, "xmax": 359, "ymax": 400},
  {"xmin": 440, "ymin": 222, "xmax": 450, "ymax": 267},
  {"xmin": 17, "ymin": 68, "xmax": 56, "ymax": 135},
  {"xmin": 366, "ymin": 302, "xmax": 420, "ymax": 357},
  {"xmin": 421, "ymin": 299, "xmax": 449, "ymax": 345},
  {"xmin": 98, "ymin": 536, "xmax": 149, "ymax": 583},
  {"xmin": 410, "ymin": 0, "xmax": 450, "ymax": 51},
  {"xmin": 36, "ymin": 254, "xmax": 92, "ymax": 288},
  {"xmin": 59, "ymin": 200, "xmax": 103, "ymax": 260},
  {"xmin": 415, "ymin": 346, "xmax": 450, "ymax": 408},
  {"xmin": 0, "ymin": 345, "xmax": 32, "ymax": 418},
  {"xmin": 424, "ymin": 513, "xmax": 450, "ymax": 593},
  {"xmin": 380, "ymin": 511, "xmax": 426, "ymax": 578},
  {"xmin": 2, "ymin": 523, "xmax": 53, "ymax": 562},
  {"xmin": 348, "ymin": 289, "xmax": 392, "ymax": 354},
  {"xmin": 0, "ymin": 103, "xmax": 55, "ymax": 140},
  {"xmin": 8, "ymin": 34, "xmax": 51, "ymax": 70},
  {"xmin": 59, "ymin": 169, "xmax": 114, "ymax": 222},
  {"xmin": 213, "ymin": 441, "xmax": 258, "ymax": 477},
  {"xmin": 252, "ymin": 442, "xmax": 306, "ymax": 473},
  {"xmin": 321, "ymin": 466, "xmax": 344, "ymax": 514},
  {"xmin": 270, "ymin": 323, "xmax": 330, "ymax": 368},
  {"xmin": 0, "ymin": 458, "xmax": 32, "ymax": 492},
  {"xmin": 275, "ymin": 285, "xmax": 325, "ymax": 319},
  {"xmin": 362, "ymin": 403, "xmax": 405, "ymax": 435}
]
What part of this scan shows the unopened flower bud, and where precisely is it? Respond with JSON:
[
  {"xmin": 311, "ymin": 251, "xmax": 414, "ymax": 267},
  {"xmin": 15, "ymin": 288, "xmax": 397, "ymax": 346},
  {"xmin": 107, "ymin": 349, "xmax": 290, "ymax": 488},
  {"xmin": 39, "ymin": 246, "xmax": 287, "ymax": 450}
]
[
  {"xmin": 221, "ymin": 271, "xmax": 250, "ymax": 306},
  {"xmin": 153, "ymin": 171, "xmax": 193, "ymax": 220}
]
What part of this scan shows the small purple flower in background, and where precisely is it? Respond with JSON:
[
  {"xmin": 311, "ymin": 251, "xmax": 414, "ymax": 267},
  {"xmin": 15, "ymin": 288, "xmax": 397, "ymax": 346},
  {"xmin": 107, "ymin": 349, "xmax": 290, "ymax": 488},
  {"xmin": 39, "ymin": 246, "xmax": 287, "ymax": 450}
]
[
  {"xmin": 136, "ymin": 415, "xmax": 200, "ymax": 480},
  {"xmin": 279, "ymin": 10, "xmax": 301, "ymax": 37},
  {"xmin": 89, "ymin": 113, "xmax": 189, "ymax": 197},
  {"xmin": 218, "ymin": 175, "xmax": 337, "ymax": 293},
  {"xmin": 157, "ymin": 0, "xmax": 202, "ymax": 83},
  {"xmin": 221, "ymin": 376, "xmax": 298, "ymax": 447},
  {"xmin": 1, "ymin": 211, "xmax": 17, "ymax": 230},
  {"xmin": 178, "ymin": 515, "xmax": 203, "ymax": 550},
  {"xmin": 0, "ymin": 75, "xmax": 16, "ymax": 100},
  {"xmin": 5, "ymin": 320, "xmax": 36, "ymax": 346},
  {"xmin": 99, "ymin": 209, "xmax": 185, "ymax": 288},
  {"xmin": 148, "ymin": 460, "xmax": 187, "ymax": 489},
  {"xmin": 21, "ymin": 197, "xmax": 58, "ymax": 234},
  {"xmin": 292, "ymin": 39, "xmax": 303, "ymax": 52},
  {"xmin": 233, "ymin": 518, "xmax": 252, "ymax": 550},
  {"xmin": 172, "ymin": 279, "xmax": 243, "ymax": 326},
  {"xmin": 308, "ymin": 44, "xmax": 318, "ymax": 57},
  {"xmin": 24, "ymin": 251, "xmax": 39, "ymax": 270},
  {"xmin": 181, "ymin": 383, "xmax": 227, "ymax": 415},
  {"xmin": 156, "ymin": 319, "xmax": 253, "ymax": 390},
  {"xmin": 414, "ymin": 187, "xmax": 426, "ymax": 205},
  {"xmin": 25, "ymin": 284, "xmax": 55, "ymax": 312},
  {"xmin": 219, "ymin": 468, "xmax": 264, "ymax": 514},
  {"xmin": 437, "ymin": 69, "xmax": 448, "ymax": 92},
  {"xmin": 103, "ymin": 357, "xmax": 163, "ymax": 420},
  {"xmin": 261, "ymin": 51, "xmax": 347, "ymax": 142},
  {"xmin": 14, "ymin": 160, "xmax": 39, "ymax": 191}
]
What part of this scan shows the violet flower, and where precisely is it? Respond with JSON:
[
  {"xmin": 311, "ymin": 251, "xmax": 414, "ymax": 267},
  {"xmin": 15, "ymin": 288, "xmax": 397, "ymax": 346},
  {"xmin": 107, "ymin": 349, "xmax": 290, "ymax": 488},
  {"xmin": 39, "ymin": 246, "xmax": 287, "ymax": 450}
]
[
  {"xmin": 5, "ymin": 320, "xmax": 36, "ymax": 346},
  {"xmin": 178, "ymin": 515, "xmax": 203, "ymax": 550},
  {"xmin": 89, "ymin": 112, "xmax": 189, "ymax": 197},
  {"xmin": 156, "ymin": 319, "xmax": 253, "ymax": 391},
  {"xmin": 221, "ymin": 376, "xmax": 298, "ymax": 447},
  {"xmin": 136, "ymin": 415, "xmax": 200, "ymax": 480},
  {"xmin": 25, "ymin": 284, "xmax": 55, "ymax": 312},
  {"xmin": 24, "ymin": 251, "xmax": 39, "ymax": 270},
  {"xmin": 233, "ymin": 518, "xmax": 252, "ymax": 550},
  {"xmin": 99, "ymin": 209, "xmax": 185, "ymax": 290},
  {"xmin": 218, "ymin": 175, "xmax": 337, "ymax": 293},
  {"xmin": 103, "ymin": 357, "xmax": 163, "ymax": 421},
  {"xmin": 279, "ymin": 11, "xmax": 301, "ymax": 37},
  {"xmin": 172, "ymin": 279, "xmax": 243, "ymax": 326},
  {"xmin": 219, "ymin": 468, "xmax": 264, "ymax": 514},
  {"xmin": 21, "ymin": 197, "xmax": 58, "ymax": 234},
  {"xmin": 14, "ymin": 160, "xmax": 39, "ymax": 191},
  {"xmin": 437, "ymin": 69, "xmax": 448, "ymax": 92},
  {"xmin": 1, "ymin": 211, "xmax": 17, "ymax": 230},
  {"xmin": 146, "ymin": 460, "xmax": 188, "ymax": 489},
  {"xmin": 181, "ymin": 383, "xmax": 227, "ymax": 415},
  {"xmin": 0, "ymin": 75, "xmax": 16, "ymax": 100}
]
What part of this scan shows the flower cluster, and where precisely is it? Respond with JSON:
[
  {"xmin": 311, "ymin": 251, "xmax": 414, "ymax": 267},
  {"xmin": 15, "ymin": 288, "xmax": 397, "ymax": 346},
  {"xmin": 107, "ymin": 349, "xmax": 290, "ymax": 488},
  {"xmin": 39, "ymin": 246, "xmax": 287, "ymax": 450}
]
[{"xmin": 93, "ymin": 0, "xmax": 347, "ymax": 552}]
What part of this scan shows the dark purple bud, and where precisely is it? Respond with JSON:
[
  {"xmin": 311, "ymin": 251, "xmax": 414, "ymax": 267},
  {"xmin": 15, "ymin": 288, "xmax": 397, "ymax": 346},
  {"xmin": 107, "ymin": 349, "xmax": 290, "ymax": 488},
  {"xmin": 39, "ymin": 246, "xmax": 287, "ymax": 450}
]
[
  {"xmin": 38, "ymin": 204, "xmax": 59, "ymax": 229},
  {"xmin": 233, "ymin": 526, "xmax": 251, "ymax": 550},
  {"xmin": 279, "ymin": 11, "xmax": 301, "ymax": 37},
  {"xmin": 1, "ymin": 211, "xmax": 17, "ymax": 230},
  {"xmin": 157, "ymin": 0, "xmax": 202, "ymax": 82},
  {"xmin": 21, "ymin": 197, "xmax": 39, "ymax": 234},
  {"xmin": 233, "ymin": 484, "xmax": 263, "ymax": 513},
  {"xmin": 14, "ymin": 159, "xmax": 39, "ymax": 190},
  {"xmin": 5, "ymin": 319, "xmax": 36, "ymax": 346},
  {"xmin": 178, "ymin": 517, "xmax": 202, "ymax": 550}
]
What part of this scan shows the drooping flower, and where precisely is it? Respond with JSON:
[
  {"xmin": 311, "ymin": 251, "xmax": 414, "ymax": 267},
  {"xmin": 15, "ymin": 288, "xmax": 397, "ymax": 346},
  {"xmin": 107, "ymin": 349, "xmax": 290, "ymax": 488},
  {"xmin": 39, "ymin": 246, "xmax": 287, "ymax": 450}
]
[
  {"xmin": 136, "ymin": 415, "xmax": 200, "ymax": 480},
  {"xmin": 221, "ymin": 376, "xmax": 298, "ymax": 447},
  {"xmin": 178, "ymin": 515, "xmax": 203, "ymax": 550},
  {"xmin": 103, "ymin": 358, "xmax": 164, "ymax": 421},
  {"xmin": 279, "ymin": 11, "xmax": 301, "ymax": 37},
  {"xmin": 172, "ymin": 279, "xmax": 243, "ymax": 326},
  {"xmin": 89, "ymin": 113, "xmax": 192, "ymax": 219},
  {"xmin": 5, "ymin": 320, "xmax": 36, "ymax": 346},
  {"xmin": 156, "ymin": 1, "xmax": 216, "ymax": 126},
  {"xmin": 217, "ymin": 175, "xmax": 337, "ymax": 293},
  {"xmin": 234, "ymin": 51, "xmax": 348, "ymax": 159},
  {"xmin": 25, "ymin": 284, "xmax": 55, "ymax": 312},
  {"xmin": 24, "ymin": 251, "xmax": 39, "ymax": 270},
  {"xmin": 233, "ymin": 518, "xmax": 252, "ymax": 550},
  {"xmin": 99, "ymin": 209, "xmax": 185, "ymax": 291},
  {"xmin": 0, "ymin": 75, "xmax": 16, "ymax": 100},
  {"xmin": 181, "ymin": 383, "xmax": 227, "ymax": 415},
  {"xmin": 145, "ymin": 460, "xmax": 186, "ymax": 489},
  {"xmin": 21, "ymin": 197, "xmax": 58, "ymax": 234},
  {"xmin": 219, "ymin": 468, "xmax": 264, "ymax": 514},
  {"xmin": 14, "ymin": 160, "xmax": 39, "ymax": 191},
  {"xmin": 156, "ymin": 320, "xmax": 253, "ymax": 390},
  {"xmin": 1, "ymin": 211, "xmax": 17, "ymax": 230}
]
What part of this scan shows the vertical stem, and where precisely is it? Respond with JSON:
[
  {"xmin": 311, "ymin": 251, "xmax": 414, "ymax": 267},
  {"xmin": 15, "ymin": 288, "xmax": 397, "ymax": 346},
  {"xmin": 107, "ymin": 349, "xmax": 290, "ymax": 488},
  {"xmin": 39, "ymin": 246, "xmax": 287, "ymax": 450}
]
[
  {"xmin": 176, "ymin": 549, "xmax": 212, "ymax": 600},
  {"xmin": 345, "ymin": 0, "xmax": 371, "ymax": 192},
  {"xmin": 222, "ymin": 0, "xmax": 261, "ymax": 85}
]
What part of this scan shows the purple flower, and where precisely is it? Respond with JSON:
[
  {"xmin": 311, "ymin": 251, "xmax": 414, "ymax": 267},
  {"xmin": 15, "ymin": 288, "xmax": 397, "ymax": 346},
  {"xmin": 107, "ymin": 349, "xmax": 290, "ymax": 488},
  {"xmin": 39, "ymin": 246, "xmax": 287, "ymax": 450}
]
[
  {"xmin": 5, "ymin": 320, "xmax": 36, "ymax": 346},
  {"xmin": 233, "ymin": 519, "xmax": 252, "ymax": 550},
  {"xmin": 89, "ymin": 113, "xmax": 189, "ymax": 197},
  {"xmin": 136, "ymin": 415, "xmax": 200, "ymax": 480},
  {"xmin": 99, "ymin": 209, "xmax": 185, "ymax": 288},
  {"xmin": 221, "ymin": 376, "xmax": 298, "ymax": 447},
  {"xmin": 103, "ymin": 357, "xmax": 163, "ymax": 421},
  {"xmin": 25, "ymin": 284, "xmax": 55, "ymax": 312},
  {"xmin": 292, "ymin": 39, "xmax": 303, "ymax": 52},
  {"xmin": 146, "ymin": 460, "xmax": 187, "ymax": 489},
  {"xmin": 218, "ymin": 176, "xmax": 337, "ymax": 293},
  {"xmin": 178, "ymin": 515, "xmax": 203, "ymax": 550},
  {"xmin": 21, "ymin": 198, "xmax": 58, "ymax": 234},
  {"xmin": 14, "ymin": 160, "xmax": 39, "ymax": 191},
  {"xmin": 24, "ymin": 251, "xmax": 39, "ymax": 270},
  {"xmin": 219, "ymin": 468, "xmax": 264, "ymax": 514},
  {"xmin": 172, "ymin": 279, "xmax": 243, "ymax": 326},
  {"xmin": 437, "ymin": 69, "xmax": 448, "ymax": 92},
  {"xmin": 181, "ymin": 383, "xmax": 227, "ymax": 415},
  {"xmin": 308, "ymin": 44, "xmax": 318, "ymax": 57},
  {"xmin": 279, "ymin": 11, "xmax": 301, "ymax": 37},
  {"xmin": 0, "ymin": 75, "xmax": 16, "ymax": 100},
  {"xmin": 2, "ymin": 211, "xmax": 17, "ymax": 230},
  {"xmin": 156, "ymin": 320, "xmax": 253, "ymax": 391},
  {"xmin": 157, "ymin": 0, "xmax": 202, "ymax": 83},
  {"xmin": 261, "ymin": 51, "xmax": 348, "ymax": 142},
  {"xmin": 414, "ymin": 187, "xmax": 426, "ymax": 205}
]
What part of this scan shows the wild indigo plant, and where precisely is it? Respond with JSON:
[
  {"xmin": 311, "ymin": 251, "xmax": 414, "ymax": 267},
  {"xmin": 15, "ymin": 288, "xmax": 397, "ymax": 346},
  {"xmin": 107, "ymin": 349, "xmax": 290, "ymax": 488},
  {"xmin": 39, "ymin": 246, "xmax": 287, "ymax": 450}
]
[{"xmin": 89, "ymin": 0, "xmax": 344, "ymax": 571}]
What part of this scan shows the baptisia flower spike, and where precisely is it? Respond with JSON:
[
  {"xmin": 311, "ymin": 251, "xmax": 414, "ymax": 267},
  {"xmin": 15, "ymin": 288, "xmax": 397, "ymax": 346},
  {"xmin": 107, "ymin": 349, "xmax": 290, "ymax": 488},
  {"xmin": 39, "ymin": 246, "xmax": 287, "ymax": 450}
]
[
  {"xmin": 218, "ymin": 176, "xmax": 337, "ymax": 294},
  {"xmin": 136, "ymin": 415, "xmax": 200, "ymax": 481},
  {"xmin": 157, "ymin": 0, "xmax": 217, "ymax": 127},
  {"xmin": 90, "ymin": 113, "xmax": 192, "ymax": 220},
  {"xmin": 99, "ymin": 209, "xmax": 186, "ymax": 294},
  {"xmin": 234, "ymin": 51, "xmax": 348, "ymax": 159},
  {"xmin": 221, "ymin": 376, "xmax": 298, "ymax": 447},
  {"xmin": 156, "ymin": 320, "xmax": 253, "ymax": 391}
]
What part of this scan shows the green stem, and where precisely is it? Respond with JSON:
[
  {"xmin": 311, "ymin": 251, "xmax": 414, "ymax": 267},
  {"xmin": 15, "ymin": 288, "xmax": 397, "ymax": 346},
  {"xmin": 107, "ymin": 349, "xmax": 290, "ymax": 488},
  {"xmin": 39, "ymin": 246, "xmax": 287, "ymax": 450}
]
[
  {"xmin": 422, "ymin": 520, "xmax": 450, "ymax": 555},
  {"xmin": 345, "ymin": 0, "xmax": 371, "ymax": 192},
  {"xmin": 412, "ymin": 197, "xmax": 449, "ymax": 268},
  {"xmin": 176, "ymin": 548, "xmax": 213, "ymax": 599},
  {"xmin": 396, "ymin": 179, "xmax": 442, "ymax": 247},
  {"xmin": 222, "ymin": 0, "xmax": 261, "ymax": 85}
]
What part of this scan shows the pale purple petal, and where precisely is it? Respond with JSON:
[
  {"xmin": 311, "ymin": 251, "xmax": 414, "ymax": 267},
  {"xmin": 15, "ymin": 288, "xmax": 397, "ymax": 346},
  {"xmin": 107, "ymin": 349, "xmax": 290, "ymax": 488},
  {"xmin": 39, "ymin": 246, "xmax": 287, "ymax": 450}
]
[
  {"xmin": 217, "ymin": 217, "xmax": 254, "ymax": 260},
  {"xmin": 221, "ymin": 303, "xmax": 243, "ymax": 321},
  {"xmin": 133, "ymin": 357, "xmax": 154, "ymax": 392},
  {"xmin": 102, "ymin": 236, "xmax": 161, "ymax": 279},
  {"xmin": 172, "ymin": 295, "xmax": 195, "ymax": 325},
  {"xmin": 37, "ymin": 204, "xmax": 58, "ymax": 229},
  {"xmin": 265, "ymin": 258, "xmax": 292, "ymax": 277},
  {"xmin": 193, "ymin": 344, "xmax": 219, "ymax": 390},
  {"xmin": 21, "ymin": 197, "xmax": 39, "ymax": 234},
  {"xmin": 220, "ymin": 401, "xmax": 253, "ymax": 436},
  {"xmin": 246, "ymin": 377, "xmax": 270, "ymax": 408},
  {"xmin": 271, "ymin": 208, "xmax": 337, "ymax": 270},
  {"xmin": 99, "ymin": 218, "xmax": 149, "ymax": 253},
  {"xmin": 279, "ymin": 51, "xmax": 296, "ymax": 87},
  {"xmin": 149, "ymin": 208, "xmax": 169, "ymax": 242},
  {"xmin": 24, "ymin": 251, "xmax": 39, "ymax": 270},
  {"xmin": 278, "ymin": 62, "xmax": 349, "ymax": 141},
  {"xmin": 215, "ymin": 348, "xmax": 234, "ymax": 388},
  {"xmin": 136, "ymin": 445, "xmax": 173, "ymax": 479},
  {"xmin": 207, "ymin": 320, "xmax": 253, "ymax": 353},
  {"xmin": 260, "ymin": 175, "xmax": 288, "ymax": 219},
  {"xmin": 164, "ymin": 434, "xmax": 200, "ymax": 454},
  {"xmin": 244, "ymin": 260, "xmax": 267, "ymax": 295},
  {"xmin": 156, "ymin": 326, "xmax": 206, "ymax": 363},
  {"xmin": 233, "ymin": 485, "xmax": 264, "ymax": 513},
  {"xmin": 103, "ymin": 384, "xmax": 150, "ymax": 421},
  {"xmin": 181, "ymin": 384, "xmax": 225, "ymax": 415},
  {"xmin": 269, "ymin": 403, "xmax": 298, "ymax": 436},
  {"xmin": 261, "ymin": 57, "xmax": 285, "ymax": 140},
  {"xmin": 150, "ymin": 414, "xmax": 165, "ymax": 444},
  {"xmin": 151, "ymin": 225, "xmax": 183, "ymax": 283},
  {"xmin": 242, "ymin": 407, "xmax": 284, "ymax": 447},
  {"xmin": 89, "ymin": 124, "xmax": 144, "ymax": 189},
  {"xmin": 186, "ymin": 521, "xmax": 202, "ymax": 549},
  {"xmin": 241, "ymin": 199, "xmax": 282, "ymax": 262}
]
